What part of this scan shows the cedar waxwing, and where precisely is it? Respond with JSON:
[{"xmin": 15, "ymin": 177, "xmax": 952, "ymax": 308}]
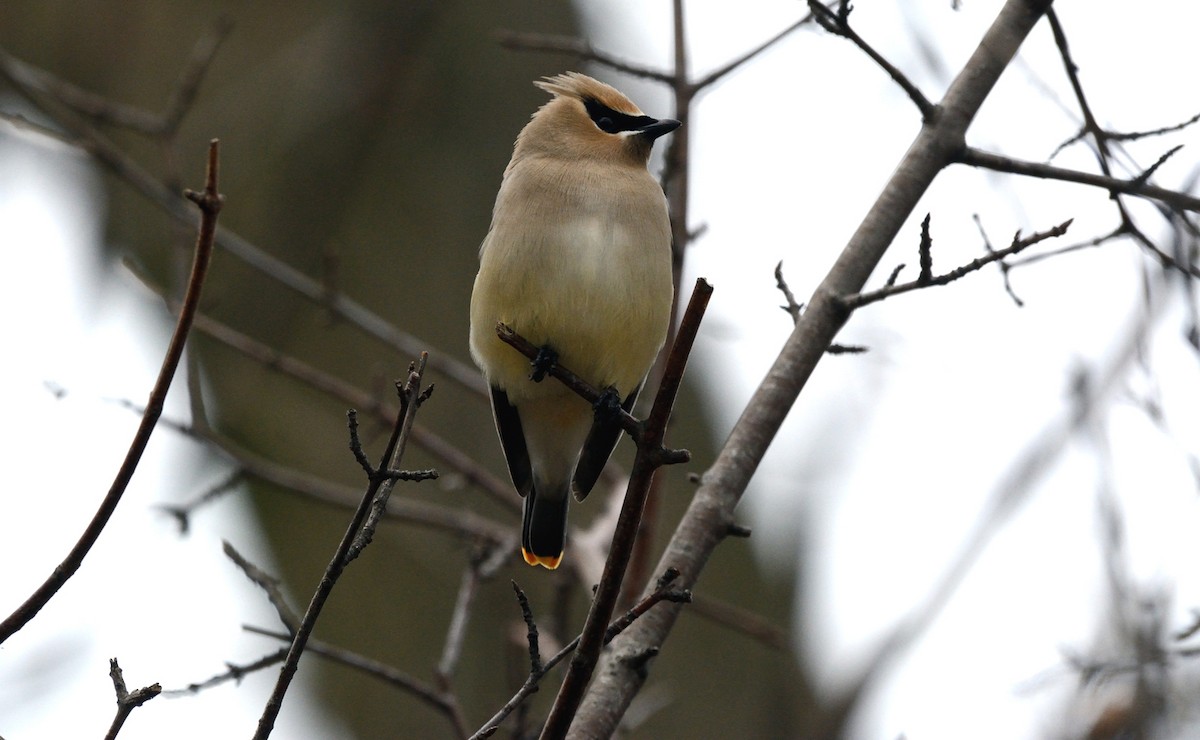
[{"xmin": 469, "ymin": 73, "xmax": 678, "ymax": 569}]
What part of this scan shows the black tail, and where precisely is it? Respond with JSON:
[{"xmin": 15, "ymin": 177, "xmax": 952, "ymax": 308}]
[{"xmin": 521, "ymin": 486, "xmax": 568, "ymax": 569}]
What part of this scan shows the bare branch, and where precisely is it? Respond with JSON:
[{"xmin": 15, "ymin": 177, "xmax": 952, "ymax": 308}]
[
  {"xmin": 958, "ymin": 146, "xmax": 1200, "ymax": 213},
  {"xmin": 842, "ymin": 218, "xmax": 1073, "ymax": 310},
  {"xmin": 0, "ymin": 141, "xmax": 221, "ymax": 644},
  {"xmin": 253, "ymin": 355, "xmax": 432, "ymax": 739},
  {"xmin": 494, "ymin": 30, "xmax": 672, "ymax": 83},
  {"xmin": 104, "ymin": 659, "xmax": 161, "ymax": 740},
  {"xmin": 807, "ymin": 0, "xmax": 936, "ymax": 119},
  {"xmin": 571, "ymin": 2, "xmax": 1056, "ymax": 733}
]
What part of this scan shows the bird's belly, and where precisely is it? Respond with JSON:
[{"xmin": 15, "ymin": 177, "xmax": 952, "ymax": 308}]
[{"xmin": 471, "ymin": 215, "xmax": 670, "ymax": 403}]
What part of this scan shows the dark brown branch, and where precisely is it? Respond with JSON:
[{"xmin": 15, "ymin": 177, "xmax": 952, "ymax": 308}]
[
  {"xmin": 494, "ymin": 30, "xmax": 673, "ymax": 83},
  {"xmin": 841, "ymin": 218, "xmax": 1073, "ymax": 310},
  {"xmin": 104, "ymin": 659, "xmax": 161, "ymax": 740},
  {"xmin": 775, "ymin": 260, "xmax": 804, "ymax": 323},
  {"xmin": 539, "ymin": 279, "xmax": 711, "ymax": 738},
  {"xmin": 958, "ymin": 147, "xmax": 1200, "ymax": 213},
  {"xmin": 0, "ymin": 140, "xmax": 221, "ymax": 645},
  {"xmin": 252, "ymin": 355, "xmax": 430, "ymax": 739},
  {"xmin": 807, "ymin": 0, "xmax": 936, "ymax": 120},
  {"xmin": 495, "ymin": 323, "xmax": 641, "ymax": 439}
]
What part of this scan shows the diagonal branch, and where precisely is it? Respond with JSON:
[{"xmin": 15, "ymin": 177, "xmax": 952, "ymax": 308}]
[
  {"xmin": 569, "ymin": 1, "xmax": 1056, "ymax": 734},
  {"xmin": 252, "ymin": 355, "xmax": 431, "ymax": 739},
  {"xmin": 538, "ymin": 279, "xmax": 711, "ymax": 738},
  {"xmin": 0, "ymin": 140, "xmax": 221, "ymax": 645}
]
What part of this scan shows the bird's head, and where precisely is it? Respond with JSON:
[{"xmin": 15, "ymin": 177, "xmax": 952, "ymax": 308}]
[{"xmin": 513, "ymin": 72, "xmax": 680, "ymax": 168}]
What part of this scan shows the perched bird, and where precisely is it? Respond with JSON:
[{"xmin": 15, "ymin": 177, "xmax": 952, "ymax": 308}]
[{"xmin": 469, "ymin": 72, "xmax": 678, "ymax": 569}]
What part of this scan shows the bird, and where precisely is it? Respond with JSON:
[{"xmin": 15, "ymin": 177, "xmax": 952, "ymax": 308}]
[{"xmin": 469, "ymin": 72, "xmax": 678, "ymax": 570}]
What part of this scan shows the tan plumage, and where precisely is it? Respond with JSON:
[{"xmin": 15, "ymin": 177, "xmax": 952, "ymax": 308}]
[{"xmin": 469, "ymin": 73, "xmax": 678, "ymax": 569}]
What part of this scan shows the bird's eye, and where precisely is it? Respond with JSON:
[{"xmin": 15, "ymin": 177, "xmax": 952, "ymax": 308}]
[{"xmin": 597, "ymin": 117, "xmax": 615, "ymax": 133}]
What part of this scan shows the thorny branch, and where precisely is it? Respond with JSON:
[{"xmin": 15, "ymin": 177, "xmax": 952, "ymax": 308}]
[{"xmin": 841, "ymin": 218, "xmax": 1074, "ymax": 310}]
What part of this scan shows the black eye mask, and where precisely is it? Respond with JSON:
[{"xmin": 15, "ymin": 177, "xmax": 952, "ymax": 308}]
[{"xmin": 583, "ymin": 98, "xmax": 657, "ymax": 134}]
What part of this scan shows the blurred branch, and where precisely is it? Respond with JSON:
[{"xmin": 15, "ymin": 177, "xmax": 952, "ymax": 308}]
[
  {"xmin": 113, "ymin": 400, "xmax": 515, "ymax": 548},
  {"xmin": 0, "ymin": 44, "xmax": 489, "ymax": 398},
  {"xmin": 495, "ymin": 30, "xmax": 672, "ymax": 83},
  {"xmin": 104, "ymin": 659, "xmax": 161, "ymax": 740},
  {"xmin": 163, "ymin": 649, "xmax": 288, "ymax": 696},
  {"xmin": 0, "ymin": 140, "xmax": 221, "ymax": 645}
]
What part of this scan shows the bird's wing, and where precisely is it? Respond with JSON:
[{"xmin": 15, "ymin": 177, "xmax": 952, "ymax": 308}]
[
  {"xmin": 490, "ymin": 386, "xmax": 533, "ymax": 497},
  {"xmin": 571, "ymin": 384, "xmax": 640, "ymax": 501}
]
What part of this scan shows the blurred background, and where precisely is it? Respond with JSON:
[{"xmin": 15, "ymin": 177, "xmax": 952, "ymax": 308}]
[{"xmin": 1, "ymin": 1, "xmax": 1198, "ymax": 738}]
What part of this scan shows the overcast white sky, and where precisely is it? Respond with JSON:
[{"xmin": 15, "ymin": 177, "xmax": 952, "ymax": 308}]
[{"xmin": 3, "ymin": 2, "xmax": 1200, "ymax": 738}]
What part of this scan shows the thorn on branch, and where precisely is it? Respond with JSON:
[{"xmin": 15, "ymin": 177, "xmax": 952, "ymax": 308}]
[
  {"xmin": 885, "ymin": 263, "xmax": 905, "ymax": 287},
  {"xmin": 775, "ymin": 261, "xmax": 804, "ymax": 324},
  {"xmin": 841, "ymin": 218, "xmax": 1073, "ymax": 310},
  {"xmin": 918, "ymin": 213, "xmax": 933, "ymax": 284},
  {"xmin": 1131, "ymin": 144, "xmax": 1184, "ymax": 188},
  {"xmin": 725, "ymin": 523, "xmax": 753, "ymax": 539},
  {"xmin": 511, "ymin": 581, "xmax": 543, "ymax": 676}
]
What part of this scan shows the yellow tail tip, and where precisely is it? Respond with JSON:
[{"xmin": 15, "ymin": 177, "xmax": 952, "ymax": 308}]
[{"xmin": 522, "ymin": 548, "xmax": 562, "ymax": 570}]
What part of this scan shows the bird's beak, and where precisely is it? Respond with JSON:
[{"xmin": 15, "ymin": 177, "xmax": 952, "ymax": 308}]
[{"xmin": 636, "ymin": 117, "xmax": 681, "ymax": 141}]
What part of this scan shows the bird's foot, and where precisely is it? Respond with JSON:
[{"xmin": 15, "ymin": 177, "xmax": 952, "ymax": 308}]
[
  {"xmin": 529, "ymin": 345, "xmax": 559, "ymax": 383},
  {"xmin": 593, "ymin": 386, "xmax": 622, "ymax": 421}
]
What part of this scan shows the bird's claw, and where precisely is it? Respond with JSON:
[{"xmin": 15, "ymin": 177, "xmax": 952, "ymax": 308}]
[
  {"xmin": 529, "ymin": 345, "xmax": 559, "ymax": 382},
  {"xmin": 593, "ymin": 386, "xmax": 622, "ymax": 421}
]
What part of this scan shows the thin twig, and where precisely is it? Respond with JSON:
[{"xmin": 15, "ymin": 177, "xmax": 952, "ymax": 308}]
[
  {"xmin": 841, "ymin": 219, "xmax": 1073, "ymax": 310},
  {"xmin": 958, "ymin": 147, "xmax": 1200, "ymax": 213},
  {"xmin": 162, "ymin": 649, "xmax": 288, "ymax": 696},
  {"xmin": 807, "ymin": 0, "xmax": 936, "ymax": 120},
  {"xmin": 104, "ymin": 659, "xmax": 161, "ymax": 740},
  {"xmin": 494, "ymin": 30, "xmax": 673, "ymax": 83},
  {"xmin": 0, "ymin": 140, "xmax": 221, "ymax": 644},
  {"xmin": 223, "ymin": 541, "xmax": 300, "ymax": 630},
  {"xmin": 972, "ymin": 214, "xmax": 1025, "ymax": 306},
  {"xmin": 252, "ymin": 355, "xmax": 430, "ymax": 739},
  {"xmin": 473, "ymin": 568, "xmax": 690, "ymax": 739}
]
